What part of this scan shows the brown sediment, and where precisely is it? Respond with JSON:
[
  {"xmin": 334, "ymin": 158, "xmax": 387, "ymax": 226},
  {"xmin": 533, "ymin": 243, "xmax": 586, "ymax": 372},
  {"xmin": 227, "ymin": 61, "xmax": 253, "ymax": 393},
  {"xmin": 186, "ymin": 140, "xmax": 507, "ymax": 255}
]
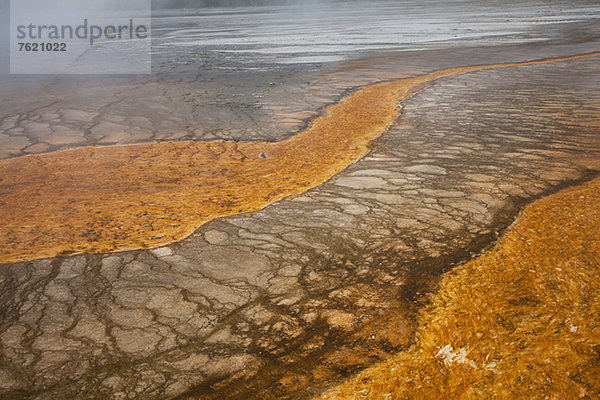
[
  {"xmin": 1, "ymin": 52, "xmax": 599, "ymax": 264},
  {"xmin": 318, "ymin": 175, "xmax": 600, "ymax": 400}
]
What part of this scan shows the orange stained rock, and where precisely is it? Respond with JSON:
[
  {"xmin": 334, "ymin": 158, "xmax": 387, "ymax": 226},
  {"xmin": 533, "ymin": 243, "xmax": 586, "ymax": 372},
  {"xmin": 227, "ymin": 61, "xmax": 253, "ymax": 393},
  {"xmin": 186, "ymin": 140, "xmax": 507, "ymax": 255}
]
[
  {"xmin": 0, "ymin": 52, "xmax": 599, "ymax": 263},
  {"xmin": 318, "ymin": 176, "xmax": 600, "ymax": 400}
]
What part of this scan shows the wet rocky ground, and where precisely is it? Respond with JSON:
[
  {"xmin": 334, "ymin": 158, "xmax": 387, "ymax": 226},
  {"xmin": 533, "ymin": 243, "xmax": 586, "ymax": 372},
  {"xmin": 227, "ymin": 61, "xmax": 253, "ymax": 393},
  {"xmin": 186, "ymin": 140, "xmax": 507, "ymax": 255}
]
[
  {"xmin": 1, "ymin": 48, "xmax": 600, "ymax": 399},
  {"xmin": 2, "ymin": 1, "xmax": 600, "ymax": 398},
  {"xmin": 1, "ymin": 11, "xmax": 600, "ymax": 159}
]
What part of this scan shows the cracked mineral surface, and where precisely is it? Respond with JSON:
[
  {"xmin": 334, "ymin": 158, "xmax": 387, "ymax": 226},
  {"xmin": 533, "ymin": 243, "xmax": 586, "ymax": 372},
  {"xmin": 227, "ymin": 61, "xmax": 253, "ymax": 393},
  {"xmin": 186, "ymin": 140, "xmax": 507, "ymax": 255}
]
[
  {"xmin": 2, "ymin": 52, "xmax": 600, "ymax": 399},
  {"xmin": 319, "ymin": 171, "xmax": 600, "ymax": 400},
  {"xmin": 1, "ymin": 52, "xmax": 597, "ymax": 264},
  {"xmin": 1, "ymin": 3, "xmax": 600, "ymax": 400}
]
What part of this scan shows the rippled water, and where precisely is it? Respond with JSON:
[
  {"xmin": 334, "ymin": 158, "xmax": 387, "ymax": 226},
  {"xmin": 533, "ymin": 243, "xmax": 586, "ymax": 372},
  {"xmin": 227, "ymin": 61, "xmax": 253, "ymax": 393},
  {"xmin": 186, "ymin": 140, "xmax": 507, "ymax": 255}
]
[{"xmin": 151, "ymin": 0, "xmax": 600, "ymax": 68}]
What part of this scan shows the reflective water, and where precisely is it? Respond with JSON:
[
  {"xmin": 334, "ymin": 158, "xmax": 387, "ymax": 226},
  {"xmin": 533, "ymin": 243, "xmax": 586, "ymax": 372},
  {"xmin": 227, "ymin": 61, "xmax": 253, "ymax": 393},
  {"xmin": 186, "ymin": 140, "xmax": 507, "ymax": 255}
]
[{"xmin": 152, "ymin": 1, "xmax": 600, "ymax": 66}]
